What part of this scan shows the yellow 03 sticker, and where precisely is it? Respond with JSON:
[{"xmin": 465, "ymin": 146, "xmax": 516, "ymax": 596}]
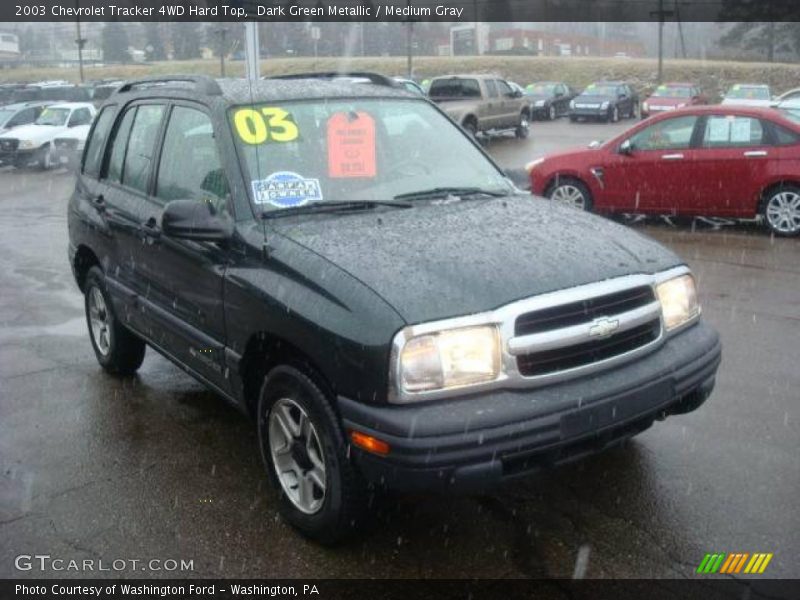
[{"xmin": 233, "ymin": 107, "xmax": 299, "ymax": 144}]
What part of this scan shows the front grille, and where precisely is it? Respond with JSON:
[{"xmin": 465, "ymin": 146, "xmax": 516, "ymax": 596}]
[
  {"xmin": 516, "ymin": 319, "xmax": 661, "ymax": 377},
  {"xmin": 0, "ymin": 138, "xmax": 19, "ymax": 151},
  {"xmin": 515, "ymin": 285, "xmax": 655, "ymax": 336}
]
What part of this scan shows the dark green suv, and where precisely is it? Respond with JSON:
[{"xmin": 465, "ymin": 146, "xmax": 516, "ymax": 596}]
[{"xmin": 68, "ymin": 75, "xmax": 721, "ymax": 543}]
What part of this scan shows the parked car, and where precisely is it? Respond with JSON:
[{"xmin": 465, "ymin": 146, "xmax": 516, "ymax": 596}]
[
  {"xmin": 721, "ymin": 84, "xmax": 772, "ymax": 108},
  {"xmin": 521, "ymin": 81, "xmax": 576, "ymax": 120},
  {"xmin": 69, "ymin": 75, "xmax": 720, "ymax": 543},
  {"xmin": 0, "ymin": 101, "xmax": 51, "ymax": 135},
  {"xmin": 428, "ymin": 74, "xmax": 530, "ymax": 138},
  {"xmin": 0, "ymin": 102, "xmax": 95, "ymax": 168},
  {"xmin": 53, "ymin": 124, "xmax": 91, "ymax": 169},
  {"xmin": 641, "ymin": 82, "xmax": 707, "ymax": 118},
  {"xmin": 569, "ymin": 81, "xmax": 639, "ymax": 122},
  {"xmin": 528, "ymin": 105, "xmax": 800, "ymax": 236},
  {"xmin": 775, "ymin": 87, "xmax": 800, "ymax": 103}
]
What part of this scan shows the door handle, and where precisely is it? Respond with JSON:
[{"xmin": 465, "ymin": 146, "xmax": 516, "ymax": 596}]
[
  {"xmin": 743, "ymin": 150, "xmax": 768, "ymax": 157},
  {"xmin": 90, "ymin": 193, "xmax": 105, "ymax": 212},
  {"xmin": 662, "ymin": 153, "xmax": 684, "ymax": 160},
  {"xmin": 141, "ymin": 217, "xmax": 161, "ymax": 241}
]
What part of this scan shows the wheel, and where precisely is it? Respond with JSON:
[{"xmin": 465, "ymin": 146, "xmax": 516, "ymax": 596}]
[
  {"xmin": 515, "ymin": 113, "xmax": 530, "ymax": 139},
  {"xmin": 609, "ymin": 105, "xmax": 619, "ymax": 123},
  {"xmin": 762, "ymin": 185, "xmax": 800, "ymax": 236},
  {"xmin": 546, "ymin": 177, "xmax": 593, "ymax": 211},
  {"xmin": 548, "ymin": 105, "xmax": 556, "ymax": 120},
  {"xmin": 462, "ymin": 119, "xmax": 478, "ymax": 138},
  {"xmin": 36, "ymin": 144, "xmax": 52, "ymax": 170},
  {"xmin": 84, "ymin": 267, "xmax": 146, "ymax": 375},
  {"xmin": 257, "ymin": 365, "xmax": 366, "ymax": 545}
]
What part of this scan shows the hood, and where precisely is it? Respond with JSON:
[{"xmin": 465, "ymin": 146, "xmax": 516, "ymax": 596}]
[
  {"xmin": 645, "ymin": 96, "xmax": 688, "ymax": 107},
  {"xmin": 272, "ymin": 195, "xmax": 681, "ymax": 324},
  {"xmin": 574, "ymin": 94, "xmax": 615, "ymax": 103},
  {"xmin": 0, "ymin": 123, "xmax": 66, "ymax": 144},
  {"xmin": 721, "ymin": 98, "xmax": 772, "ymax": 107}
]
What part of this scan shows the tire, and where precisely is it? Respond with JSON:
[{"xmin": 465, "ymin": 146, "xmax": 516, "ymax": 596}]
[
  {"xmin": 462, "ymin": 119, "xmax": 478, "ymax": 139},
  {"xmin": 84, "ymin": 266, "xmax": 146, "ymax": 375},
  {"xmin": 257, "ymin": 365, "xmax": 367, "ymax": 545},
  {"xmin": 36, "ymin": 144, "xmax": 52, "ymax": 170},
  {"xmin": 761, "ymin": 184, "xmax": 800, "ymax": 237},
  {"xmin": 515, "ymin": 112, "xmax": 530, "ymax": 139},
  {"xmin": 546, "ymin": 177, "xmax": 593, "ymax": 211},
  {"xmin": 609, "ymin": 105, "xmax": 619, "ymax": 123},
  {"xmin": 548, "ymin": 105, "xmax": 556, "ymax": 120}
]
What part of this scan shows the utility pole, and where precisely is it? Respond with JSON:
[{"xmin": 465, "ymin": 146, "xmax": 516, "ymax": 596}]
[
  {"xmin": 675, "ymin": 0, "xmax": 687, "ymax": 58},
  {"xmin": 75, "ymin": 0, "xmax": 86, "ymax": 82},
  {"xmin": 244, "ymin": 22, "xmax": 260, "ymax": 80},
  {"xmin": 213, "ymin": 27, "xmax": 227, "ymax": 77},
  {"xmin": 405, "ymin": 0, "xmax": 414, "ymax": 78},
  {"xmin": 650, "ymin": 0, "xmax": 674, "ymax": 83}
]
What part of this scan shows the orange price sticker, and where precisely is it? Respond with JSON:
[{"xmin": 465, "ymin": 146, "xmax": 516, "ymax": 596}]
[{"xmin": 327, "ymin": 111, "xmax": 376, "ymax": 178}]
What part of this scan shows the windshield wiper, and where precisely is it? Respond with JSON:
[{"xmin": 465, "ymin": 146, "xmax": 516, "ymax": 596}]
[
  {"xmin": 260, "ymin": 200, "xmax": 412, "ymax": 219},
  {"xmin": 393, "ymin": 187, "xmax": 511, "ymax": 201}
]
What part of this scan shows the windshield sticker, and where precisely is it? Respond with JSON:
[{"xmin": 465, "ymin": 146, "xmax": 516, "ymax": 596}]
[
  {"xmin": 251, "ymin": 172, "xmax": 322, "ymax": 207},
  {"xmin": 233, "ymin": 107, "xmax": 299, "ymax": 144},
  {"xmin": 326, "ymin": 111, "xmax": 376, "ymax": 178},
  {"xmin": 730, "ymin": 118, "xmax": 752, "ymax": 143},
  {"xmin": 707, "ymin": 118, "xmax": 731, "ymax": 143}
]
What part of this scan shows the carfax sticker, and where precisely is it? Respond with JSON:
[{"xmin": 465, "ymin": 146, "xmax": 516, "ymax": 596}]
[{"xmin": 251, "ymin": 172, "xmax": 323, "ymax": 207}]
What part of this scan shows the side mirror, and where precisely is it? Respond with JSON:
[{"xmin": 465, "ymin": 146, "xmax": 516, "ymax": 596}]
[
  {"xmin": 161, "ymin": 199, "xmax": 233, "ymax": 242},
  {"xmin": 619, "ymin": 139, "xmax": 634, "ymax": 155}
]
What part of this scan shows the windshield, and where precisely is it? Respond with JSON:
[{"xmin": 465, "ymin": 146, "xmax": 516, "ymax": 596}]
[
  {"xmin": 582, "ymin": 84, "xmax": 617, "ymax": 96},
  {"xmin": 526, "ymin": 83, "xmax": 556, "ymax": 95},
  {"xmin": 0, "ymin": 109, "xmax": 16, "ymax": 127},
  {"xmin": 230, "ymin": 98, "xmax": 512, "ymax": 213},
  {"xmin": 726, "ymin": 86, "xmax": 770, "ymax": 100},
  {"xmin": 652, "ymin": 85, "xmax": 692, "ymax": 98},
  {"xmin": 35, "ymin": 108, "xmax": 69, "ymax": 126},
  {"xmin": 428, "ymin": 78, "xmax": 481, "ymax": 98}
]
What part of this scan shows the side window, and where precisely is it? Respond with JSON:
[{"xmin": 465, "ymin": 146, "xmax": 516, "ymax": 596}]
[
  {"xmin": 701, "ymin": 115, "xmax": 765, "ymax": 148},
  {"xmin": 485, "ymin": 80, "xmax": 498, "ymax": 98},
  {"xmin": 496, "ymin": 80, "xmax": 513, "ymax": 96},
  {"xmin": 122, "ymin": 104, "xmax": 166, "ymax": 193},
  {"xmin": 629, "ymin": 115, "xmax": 698, "ymax": 151},
  {"xmin": 155, "ymin": 106, "xmax": 230, "ymax": 213},
  {"xmin": 69, "ymin": 108, "xmax": 92, "ymax": 127},
  {"xmin": 82, "ymin": 106, "xmax": 116, "ymax": 176},
  {"xmin": 107, "ymin": 107, "xmax": 137, "ymax": 184},
  {"xmin": 772, "ymin": 123, "xmax": 800, "ymax": 146}
]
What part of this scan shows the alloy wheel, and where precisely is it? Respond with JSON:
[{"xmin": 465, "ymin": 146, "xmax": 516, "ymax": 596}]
[
  {"xmin": 88, "ymin": 287, "xmax": 111, "ymax": 356},
  {"xmin": 766, "ymin": 191, "xmax": 800, "ymax": 234},
  {"xmin": 269, "ymin": 397, "xmax": 326, "ymax": 515},
  {"xmin": 551, "ymin": 184, "xmax": 586, "ymax": 209}
]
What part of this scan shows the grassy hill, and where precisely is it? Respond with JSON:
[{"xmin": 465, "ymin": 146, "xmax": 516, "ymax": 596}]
[{"xmin": 3, "ymin": 55, "xmax": 799, "ymax": 100}]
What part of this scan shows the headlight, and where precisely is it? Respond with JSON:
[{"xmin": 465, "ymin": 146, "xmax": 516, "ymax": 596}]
[
  {"xmin": 525, "ymin": 157, "xmax": 545, "ymax": 172},
  {"xmin": 656, "ymin": 274, "xmax": 700, "ymax": 331},
  {"xmin": 397, "ymin": 325, "xmax": 501, "ymax": 396},
  {"xmin": 535, "ymin": 100, "xmax": 545, "ymax": 107},
  {"xmin": 19, "ymin": 140, "xmax": 35, "ymax": 149},
  {"xmin": 601, "ymin": 101, "xmax": 610, "ymax": 109}
]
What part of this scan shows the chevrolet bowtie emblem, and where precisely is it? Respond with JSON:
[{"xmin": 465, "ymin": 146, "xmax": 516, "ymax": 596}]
[{"xmin": 588, "ymin": 317, "xmax": 620, "ymax": 338}]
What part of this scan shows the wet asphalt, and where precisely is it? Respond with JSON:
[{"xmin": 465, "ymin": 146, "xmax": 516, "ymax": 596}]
[{"xmin": 0, "ymin": 119, "xmax": 798, "ymax": 581}]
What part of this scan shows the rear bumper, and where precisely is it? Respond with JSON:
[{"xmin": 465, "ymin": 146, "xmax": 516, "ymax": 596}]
[{"xmin": 339, "ymin": 320, "xmax": 721, "ymax": 492}]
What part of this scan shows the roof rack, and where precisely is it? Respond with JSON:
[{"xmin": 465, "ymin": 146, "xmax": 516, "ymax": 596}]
[
  {"xmin": 267, "ymin": 72, "xmax": 400, "ymax": 88},
  {"xmin": 115, "ymin": 76, "xmax": 222, "ymax": 96}
]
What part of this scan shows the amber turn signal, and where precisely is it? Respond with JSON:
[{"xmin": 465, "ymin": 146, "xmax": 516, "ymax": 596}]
[{"xmin": 349, "ymin": 430, "xmax": 390, "ymax": 456}]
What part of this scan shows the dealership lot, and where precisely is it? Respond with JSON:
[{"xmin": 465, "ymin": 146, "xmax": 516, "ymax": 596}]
[{"xmin": 0, "ymin": 119, "xmax": 798, "ymax": 580}]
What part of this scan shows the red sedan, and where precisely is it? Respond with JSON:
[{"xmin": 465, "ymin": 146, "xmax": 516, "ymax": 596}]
[
  {"xmin": 528, "ymin": 105, "xmax": 800, "ymax": 236},
  {"xmin": 641, "ymin": 82, "xmax": 707, "ymax": 119}
]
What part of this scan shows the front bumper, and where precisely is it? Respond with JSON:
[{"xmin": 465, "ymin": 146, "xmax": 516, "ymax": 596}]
[
  {"xmin": 569, "ymin": 106, "xmax": 610, "ymax": 118},
  {"xmin": 339, "ymin": 320, "xmax": 721, "ymax": 492},
  {"xmin": 0, "ymin": 149, "xmax": 36, "ymax": 164}
]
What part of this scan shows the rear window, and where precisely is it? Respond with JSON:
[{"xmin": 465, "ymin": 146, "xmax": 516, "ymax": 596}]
[{"xmin": 429, "ymin": 78, "xmax": 481, "ymax": 98}]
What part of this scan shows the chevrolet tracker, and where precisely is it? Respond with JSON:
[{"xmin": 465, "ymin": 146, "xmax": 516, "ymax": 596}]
[{"xmin": 68, "ymin": 75, "xmax": 721, "ymax": 544}]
